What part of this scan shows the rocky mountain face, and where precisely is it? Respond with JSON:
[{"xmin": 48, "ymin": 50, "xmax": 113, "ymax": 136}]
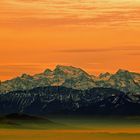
[
  {"xmin": 0, "ymin": 86, "xmax": 140, "ymax": 115},
  {"xmin": 0, "ymin": 65, "xmax": 96, "ymax": 93},
  {"xmin": 95, "ymin": 69, "xmax": 140, "ymax": 94},
  {"xmin": 0, "ymin": 65, "xmax": 140, "ymax": 94}
]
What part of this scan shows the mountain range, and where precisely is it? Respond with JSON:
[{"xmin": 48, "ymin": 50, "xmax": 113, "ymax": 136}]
[
  {"xmin": 0, "ymin": 65, "xmax": 140, "ymax": 94},
  {"xmin": 0, "ymin": 65, "xmax": 140, "ymax": 115},
  {"xmin": 0, "ymin": 86, "xmax": 140, "ymax": 115}
]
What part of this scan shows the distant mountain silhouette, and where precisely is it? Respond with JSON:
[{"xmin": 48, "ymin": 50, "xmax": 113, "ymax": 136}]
[
  {"xmin": 3, "ymin": 113, "xmax": 46, "ymax": 120},
  {"xmin": 0, "ymin": 65, "xmax": 140, "ymax": 94},
  {"xmin": 0, "ymin": 113, "xmax": 52, "ymax": 126}
]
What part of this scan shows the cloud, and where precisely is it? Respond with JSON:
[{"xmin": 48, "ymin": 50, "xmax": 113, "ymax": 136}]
[
  {"xmin": 0, "ymin": 0, "xmax": 140, "ymax": 28},
  {"xmin": 54, "ymin": 47, "xmax": 140, "ymax": 53},
  {"xmin": 127, "ymin": 53, "xmax": 140, "ymax": 56},
  {"xmin": 0, "ymin": 63, "xmax": 43, "ymax": 71},
  {"xmin": 55, "ymin": 49, "xmax": 111, "ymax": 53}
]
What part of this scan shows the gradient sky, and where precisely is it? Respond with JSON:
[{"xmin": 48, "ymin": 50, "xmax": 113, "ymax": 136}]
[{"xmin": 0, "ymin": 0, "xmax": 140, "ymax": 81}]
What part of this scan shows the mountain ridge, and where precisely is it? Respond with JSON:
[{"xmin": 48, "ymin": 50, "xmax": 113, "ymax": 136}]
[
  {"xmin": 0, "ymin": 86, "xmax": 140, "ymax": 115},
  {"xmin": 0, "ymin": 65, "xmax": 140, "ymax": 94}
]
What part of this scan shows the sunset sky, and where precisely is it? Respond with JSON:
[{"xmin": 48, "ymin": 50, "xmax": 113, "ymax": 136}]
[{"xmin": 0, "ymin": 0, "xmax": 140, "ymax": 81}]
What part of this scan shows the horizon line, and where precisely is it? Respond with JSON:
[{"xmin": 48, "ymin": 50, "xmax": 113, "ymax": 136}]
[{"xmin": 0, "ymin": 64, "xmax": 139, "ymax": 82}]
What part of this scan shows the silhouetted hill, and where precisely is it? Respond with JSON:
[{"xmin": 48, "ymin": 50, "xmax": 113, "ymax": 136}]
[{"xmin": 3, "ymin": 113, "xmax": 46, "ymax": 120}]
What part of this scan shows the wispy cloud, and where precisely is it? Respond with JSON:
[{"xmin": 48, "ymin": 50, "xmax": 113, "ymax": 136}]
[
  {"xmin": 54, "ymin": 47, "xmax": 140, "ymax": 53},
  {"xmin": 55, "ymin": 49, "xmax": 112, "ymax": 53},
  {"xmin": 0, "ymin": 0, "xmax": 140, "ymax": 27},
  {"xmin": 127, "ymin": 53, "xmax": 140, "ymax": 56}
]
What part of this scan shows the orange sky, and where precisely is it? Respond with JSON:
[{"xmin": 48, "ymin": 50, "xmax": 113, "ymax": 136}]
[{"xmin": 0, "ymin": 0, "xmax": 140, "ymax": 81}]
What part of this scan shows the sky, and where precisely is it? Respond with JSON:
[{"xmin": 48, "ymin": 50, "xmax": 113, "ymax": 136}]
[{"xmin": 0, "ymin": 0, "xmax": 140, "ymax": 81}]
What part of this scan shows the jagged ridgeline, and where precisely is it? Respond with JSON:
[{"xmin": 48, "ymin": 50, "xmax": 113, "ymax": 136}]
[
  {"xmin": 0, "ymin": 65, "xmax": 140, "ymax": 116},
  {"xmin": 0, "ymin": 65, "xmax": 140, "ymax": 94}
]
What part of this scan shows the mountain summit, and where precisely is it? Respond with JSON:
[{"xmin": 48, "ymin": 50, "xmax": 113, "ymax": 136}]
[
  {"xmin": 0, "ymin": 65, "xmax": 140, "ymax": 94},
  {"xmin": 0, "ymin": 65, "xmax": 96, "ymax": 93}
]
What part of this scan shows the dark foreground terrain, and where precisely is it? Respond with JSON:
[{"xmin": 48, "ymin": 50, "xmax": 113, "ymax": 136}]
[{"xmin": 0, "ymin": 114, "xmax": 140, "ymax": 140}]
